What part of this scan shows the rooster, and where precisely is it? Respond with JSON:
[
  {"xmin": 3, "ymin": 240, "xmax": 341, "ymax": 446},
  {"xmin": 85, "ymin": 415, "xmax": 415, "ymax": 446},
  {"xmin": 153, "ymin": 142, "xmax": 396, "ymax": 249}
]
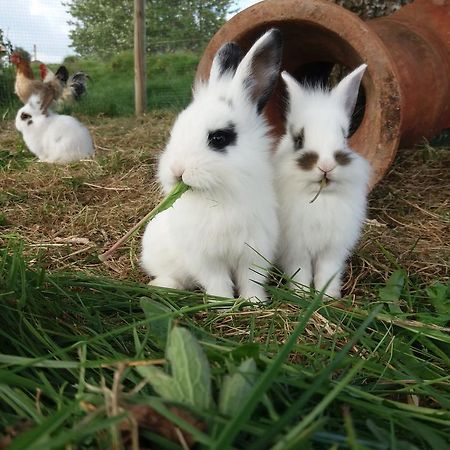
[
  {"xmin": 10, "ymin": 52, "xmax": 63, "ymax": 112},
  {"xmin": 10, "ymin": 52, "xmax": 88, "ymax": 112},
  {"xmin": 39, "ymin": 63, "xmax": 89, "ymax": 104}
]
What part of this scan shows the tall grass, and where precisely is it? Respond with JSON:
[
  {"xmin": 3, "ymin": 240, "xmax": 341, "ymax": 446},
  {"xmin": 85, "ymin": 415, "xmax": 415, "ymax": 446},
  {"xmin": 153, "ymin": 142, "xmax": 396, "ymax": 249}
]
[{"xmin": 1, "ymin": 238, "xmax": 449, "ymax": 449}]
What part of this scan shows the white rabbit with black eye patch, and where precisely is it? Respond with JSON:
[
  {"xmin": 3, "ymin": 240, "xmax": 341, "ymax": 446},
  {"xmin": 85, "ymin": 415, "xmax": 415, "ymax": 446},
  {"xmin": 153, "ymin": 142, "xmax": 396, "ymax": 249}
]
[
  {"xmin": 141, "ymin": 29, "xmax": 283, "ymax": 303},
  {"xmin": 15, "ymin": 94, "xmax": 93, "ymax": 164},
  {"xmin": 275, "ymin": 64, "xmax": 372, "ymax": 298}
]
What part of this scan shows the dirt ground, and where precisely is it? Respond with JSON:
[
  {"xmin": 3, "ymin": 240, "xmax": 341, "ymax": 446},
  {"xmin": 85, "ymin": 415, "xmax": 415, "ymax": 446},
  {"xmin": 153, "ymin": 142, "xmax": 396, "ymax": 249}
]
[{"xmin": 0, "ymin": 113, "xmax": 448, "ymax": 298}]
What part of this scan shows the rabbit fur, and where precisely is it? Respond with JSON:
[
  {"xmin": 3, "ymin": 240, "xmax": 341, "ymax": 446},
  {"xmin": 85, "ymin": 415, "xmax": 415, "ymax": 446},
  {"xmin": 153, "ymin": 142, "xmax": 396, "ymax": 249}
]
[
  {"xmin": 15, "ymin": 94, "xmax": 93, "ymax": 164},
  {"xmin": 275, "ymin": 64, "xmax": 372, "ymax": 298},
  {"xmin": 141, "ymin": 29, "xmax": 283, "ymax": 303}
]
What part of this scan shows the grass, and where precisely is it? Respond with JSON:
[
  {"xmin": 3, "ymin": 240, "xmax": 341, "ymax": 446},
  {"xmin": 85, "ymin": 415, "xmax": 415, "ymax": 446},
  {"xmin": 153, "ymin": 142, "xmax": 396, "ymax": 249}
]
[
  {"xmin": 0, "ymin": 114, "xmax": 449, "ymax": 449},
  {"xmin": 0, "ymin": 50, "xmax": 200, "ymax": 119}
]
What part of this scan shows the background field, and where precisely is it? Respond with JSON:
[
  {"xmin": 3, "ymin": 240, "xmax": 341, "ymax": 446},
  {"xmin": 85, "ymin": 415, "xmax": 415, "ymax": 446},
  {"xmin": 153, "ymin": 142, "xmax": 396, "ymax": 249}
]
[{"xmin": 0, "ymin": 51, "xmax": 200, "ymax": 119}]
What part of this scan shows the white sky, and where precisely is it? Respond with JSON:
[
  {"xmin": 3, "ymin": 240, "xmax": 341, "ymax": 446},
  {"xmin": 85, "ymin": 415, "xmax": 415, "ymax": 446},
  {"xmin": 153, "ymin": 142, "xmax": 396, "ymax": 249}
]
[{"xmin": 0, "ymin": 0, "xmax": 261, "ymax": 63}]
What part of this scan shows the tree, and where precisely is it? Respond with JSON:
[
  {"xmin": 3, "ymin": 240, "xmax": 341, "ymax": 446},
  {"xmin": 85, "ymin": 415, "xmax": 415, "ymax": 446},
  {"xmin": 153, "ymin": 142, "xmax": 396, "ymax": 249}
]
[
  {"xmin": 0, "ymin": 29, "xmax": 13, "ymax": 67},
  {"xmin": 0, "ymin": 29, "xmax": 14, "ymax": 106},
  {"xmin": 64, "ymin": 0, "xmax": 237, "ymax": 57}
]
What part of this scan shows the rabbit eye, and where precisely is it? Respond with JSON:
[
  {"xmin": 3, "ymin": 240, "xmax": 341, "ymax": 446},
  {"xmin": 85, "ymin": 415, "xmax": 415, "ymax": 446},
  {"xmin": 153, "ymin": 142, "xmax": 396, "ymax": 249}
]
[
  {"xmin": 21, "ymin": 112, "xmax": 31, "ymax": 120},
  {"xmin": 208, "ymin": 125, "xmax": 237, "ymax": 152},
  {"xmin": 293, "ymin": 129, "xmax": 304, "ymax": 150},
  {"xmin": 335, "ymin": 150, "xmax": 352, "ymax": 166}
]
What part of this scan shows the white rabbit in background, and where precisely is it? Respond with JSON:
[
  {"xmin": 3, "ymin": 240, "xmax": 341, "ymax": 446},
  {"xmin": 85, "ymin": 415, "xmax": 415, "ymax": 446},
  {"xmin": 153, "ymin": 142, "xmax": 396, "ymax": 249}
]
[
  {"xmin": 15, "ymin": 94, "xmax": 94, "ymax": 164},
  {"xmin": 141, "ymin": 29, "xmax": 283, "ymax": 303},
  {"xmin": 275, "ymin": 64, "xmax": 372, "ymax": 298}
]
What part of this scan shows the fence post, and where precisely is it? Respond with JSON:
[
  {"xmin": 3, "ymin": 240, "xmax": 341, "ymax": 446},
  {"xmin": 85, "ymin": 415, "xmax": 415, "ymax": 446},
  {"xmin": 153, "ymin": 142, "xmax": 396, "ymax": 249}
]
[{"xmin": 134, "ymin": 0, "xmax": 146, "ymax": 116}]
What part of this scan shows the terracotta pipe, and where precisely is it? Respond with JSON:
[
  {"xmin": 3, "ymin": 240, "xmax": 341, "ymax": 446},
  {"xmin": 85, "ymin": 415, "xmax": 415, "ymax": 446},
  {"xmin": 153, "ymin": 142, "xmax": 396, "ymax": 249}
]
[{"xmin": 196, "ymin": 0, "xmax": 450, "ymax": 186}]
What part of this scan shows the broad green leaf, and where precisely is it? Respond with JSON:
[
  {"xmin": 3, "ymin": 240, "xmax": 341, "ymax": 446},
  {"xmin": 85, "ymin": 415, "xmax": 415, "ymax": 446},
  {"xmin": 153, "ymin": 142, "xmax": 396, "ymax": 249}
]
[
  {"xmin": 219, "ymin": 358, "xmax": 258, "ymax": 416},
  {"xmin": 167, "ymin": 327, "xmax": 212, "ymax": 410},
  {"xmin": 140, "ymin": 296, "xmax": 172, "ymax": 346},
  {"xmin": 426, "ymin": 282, "xmax": 450, "ymax": 314},
  {"xmin": 135, "ymin": 365, "xmax": 185, "ymax": 403},
  {"xmin": 379, "ymin": 270, "xmax": 405, "ymax": 313}
]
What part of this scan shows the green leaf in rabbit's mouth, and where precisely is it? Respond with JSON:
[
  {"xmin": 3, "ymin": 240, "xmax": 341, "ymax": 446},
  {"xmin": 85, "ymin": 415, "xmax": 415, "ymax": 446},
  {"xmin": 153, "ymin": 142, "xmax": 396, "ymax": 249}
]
[
  {"xmin": 309, "ymin": 177, "xmax": 327, "ymax": 204},
  {"xmin": 99, "ymin": 181, "xmax": 190, "ymax": 261}
]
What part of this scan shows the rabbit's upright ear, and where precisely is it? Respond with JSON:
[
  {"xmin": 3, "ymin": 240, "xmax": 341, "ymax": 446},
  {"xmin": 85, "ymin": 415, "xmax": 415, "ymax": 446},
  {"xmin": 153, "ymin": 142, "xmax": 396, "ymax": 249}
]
[
  {"xmin": 233, "ymin": 28, "xmax": 283, "ymax": 114},
  {"xmin": 332, "ymin": 64, "xmax": 367, "ymax": 117},
  {"xmin": 281, "ymin": 71, "xmax": 307, "ymax": 108},
  {"xmin": 210, "ymin": 42, "xmax": 242, "ymax": 84}
]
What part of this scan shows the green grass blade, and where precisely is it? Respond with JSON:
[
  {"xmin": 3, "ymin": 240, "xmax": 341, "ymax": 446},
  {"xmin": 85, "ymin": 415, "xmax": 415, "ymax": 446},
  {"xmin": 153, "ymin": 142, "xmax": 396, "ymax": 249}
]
[{"xmin": 211, "ymin": 293, "xmax": 324, "ymax": 450}]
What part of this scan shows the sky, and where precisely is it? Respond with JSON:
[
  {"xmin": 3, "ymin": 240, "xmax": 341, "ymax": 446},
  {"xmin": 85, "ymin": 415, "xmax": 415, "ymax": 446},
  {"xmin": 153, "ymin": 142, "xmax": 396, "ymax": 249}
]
[{"xmin": 0, "ymin": 0, "xmax": 261, "ymax": 63}]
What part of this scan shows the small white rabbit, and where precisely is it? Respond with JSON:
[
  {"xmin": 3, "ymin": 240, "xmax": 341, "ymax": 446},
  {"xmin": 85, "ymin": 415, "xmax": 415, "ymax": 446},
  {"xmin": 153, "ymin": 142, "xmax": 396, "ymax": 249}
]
[
  {"xmin": 15, "ymin": 94, "xmax": 94, "ymax": 164},
  {"xmin": 275, "ymin": 64, "xmax": 372, "ymax": 298},
  {"xmin": 141, "ymin": 29, "xmax": 283, "ymax": 303}
]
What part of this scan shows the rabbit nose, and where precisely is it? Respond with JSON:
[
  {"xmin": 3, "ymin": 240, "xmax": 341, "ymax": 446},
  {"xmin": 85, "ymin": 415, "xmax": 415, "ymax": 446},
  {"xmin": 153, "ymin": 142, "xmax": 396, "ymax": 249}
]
[{"xmin": 318, "ymin": 161, "xmax": 336, "ymax": 174}]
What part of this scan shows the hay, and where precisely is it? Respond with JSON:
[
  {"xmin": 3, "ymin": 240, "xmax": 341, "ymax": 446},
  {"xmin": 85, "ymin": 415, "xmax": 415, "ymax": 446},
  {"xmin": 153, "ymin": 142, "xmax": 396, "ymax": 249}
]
[{"xmin": 0, "ymin": 114, "xmax": 448, "ymax": 294}]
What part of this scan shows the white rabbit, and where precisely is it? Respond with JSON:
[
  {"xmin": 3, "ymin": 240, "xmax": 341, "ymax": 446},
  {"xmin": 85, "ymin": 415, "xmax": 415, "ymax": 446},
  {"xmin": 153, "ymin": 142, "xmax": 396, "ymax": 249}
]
[
  {"xmin": 15, "ymin": 94, "xmax": 94, "ymax": 164},
  {"xmin": 275, "ymin": 64, "xmax": 372, "ymax": 298},
  {"xmin": 141, "ymin": 29, "xmax": 283, "ymax": 303}
]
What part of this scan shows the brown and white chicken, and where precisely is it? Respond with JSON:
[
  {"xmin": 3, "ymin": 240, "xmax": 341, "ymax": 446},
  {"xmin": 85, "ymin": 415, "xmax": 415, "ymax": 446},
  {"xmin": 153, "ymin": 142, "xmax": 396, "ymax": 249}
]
[{"xmin": 10, "ymin": 52, "xmax": 65, "ymax": 113}]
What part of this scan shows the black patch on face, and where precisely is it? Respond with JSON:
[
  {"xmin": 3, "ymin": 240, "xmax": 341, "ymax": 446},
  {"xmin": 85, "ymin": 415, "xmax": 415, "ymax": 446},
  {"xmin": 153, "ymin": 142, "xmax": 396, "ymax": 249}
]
[
  {"xmin": 334, "ymin": 150, "xmax": 352, "ymax": 166},
  {"xmin": 21, "ymin": 112, "xmax": 31, "ymax": 121},
  {"xmin": 27, "ymin": 120, "xmax": 33, "ymax": 126},
  {"xmin": 208, "ymin": 124, "xmax": 237, "ymax": 152},
  {"xmin": 297, "ymin": 151, "xmax": 319, "ymax": 171},
  {"xmin": 292, "ymin": 128, "xmax": 304, "ymax": 150},
  {"xmin": 216, "ymin": 42, "xmax": 242, "ymax": 77}
]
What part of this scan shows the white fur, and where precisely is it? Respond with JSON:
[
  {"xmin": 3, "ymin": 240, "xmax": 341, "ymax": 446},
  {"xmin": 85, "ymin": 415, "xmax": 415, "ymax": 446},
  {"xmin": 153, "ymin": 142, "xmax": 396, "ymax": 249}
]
[
  {"xmin": 15, "ymin": 94, "xmax": 94, "ymax": 164},
  {"xmin": 275, "ymin": 65, "xmax": 372, "ymax": 298},
  {"xmin": 141, "ymin": 30, "xmax": 282, "ymax": 303}
]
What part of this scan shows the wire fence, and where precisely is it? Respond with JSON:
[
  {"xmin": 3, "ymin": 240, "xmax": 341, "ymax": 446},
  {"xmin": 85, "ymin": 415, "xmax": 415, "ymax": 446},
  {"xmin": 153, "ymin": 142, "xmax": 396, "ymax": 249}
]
[
  {"xmin": 0, "ymin": 0, "xmax": 224, "ymax": 120},
  {"xmin": 0, "ymin": 51, "xmax": 204, "ymax": 120}
]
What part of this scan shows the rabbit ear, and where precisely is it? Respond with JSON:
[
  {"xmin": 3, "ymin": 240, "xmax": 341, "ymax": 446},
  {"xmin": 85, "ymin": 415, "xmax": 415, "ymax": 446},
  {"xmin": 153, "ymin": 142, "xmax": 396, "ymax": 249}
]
[
  {"xmin": 210, "ymin": 42, "xmax": 242, "ymax": 83},
  {"xmin": 233, "ymin": 28, "xmax": 283, "ymax": 114},
  {"xmin": 332, "ymin": 64, "xmax": 367, "ymax": 117},
  {"xmin": 281, "ymin": 71, "xmax": 307, "ymax": 106}
]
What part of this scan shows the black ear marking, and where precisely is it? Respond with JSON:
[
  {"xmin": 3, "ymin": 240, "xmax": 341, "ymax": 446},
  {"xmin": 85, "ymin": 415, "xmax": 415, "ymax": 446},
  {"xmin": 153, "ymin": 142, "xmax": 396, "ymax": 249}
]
[
  {"xmin": 246, "ymin": 29, "xmax": 283, "ymax": 114},
  {"xmin": 214, "ymin": 42, "xmax": 242, "ymax": 78}
]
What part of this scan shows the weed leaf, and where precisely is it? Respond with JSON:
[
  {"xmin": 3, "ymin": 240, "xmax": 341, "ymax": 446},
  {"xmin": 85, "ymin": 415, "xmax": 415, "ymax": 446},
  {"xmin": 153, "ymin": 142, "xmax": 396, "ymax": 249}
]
[
  {"xmin": 167, "ymin": 327, "xmax": 212, "ymax": 410},
  {"xmin": 379, "ymin": 270, "xmax": 404, "ymax": 313},
  {"xmin": 140, "ymin": 296, "xmax": 172, "ymax": 347},
  {"xmin": 135, "ymin": 365, "xmax": 185, "ymax": 403},
  {"xmin": 219, "ymin": 358, "xmax": 258, "ymax": 416}
]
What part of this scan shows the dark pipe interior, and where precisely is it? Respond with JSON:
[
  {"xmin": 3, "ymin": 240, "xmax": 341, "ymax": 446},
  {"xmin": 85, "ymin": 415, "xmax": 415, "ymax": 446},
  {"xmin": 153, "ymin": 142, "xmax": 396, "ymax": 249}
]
[{"xmin": 235, "ymin": 21, "xmax": 368, "ymax": 137}]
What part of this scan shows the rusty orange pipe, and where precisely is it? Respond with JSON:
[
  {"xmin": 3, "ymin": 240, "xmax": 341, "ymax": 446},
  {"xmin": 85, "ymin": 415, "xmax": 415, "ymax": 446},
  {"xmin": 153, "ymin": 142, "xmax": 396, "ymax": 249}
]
[{"xmin": 196, "ymin": 0, "xmax": 450, "ymax": 186}]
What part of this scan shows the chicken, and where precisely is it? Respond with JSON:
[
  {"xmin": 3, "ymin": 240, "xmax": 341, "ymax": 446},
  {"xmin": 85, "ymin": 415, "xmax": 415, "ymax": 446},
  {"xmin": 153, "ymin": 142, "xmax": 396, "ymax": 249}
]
[
  {"xmin": 10, "ymin": 52, "xmax": 64, "ymax": 113},
  {"xmin": 39, "ymin": 63, "xmax": 89, "ymax": 104}
]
